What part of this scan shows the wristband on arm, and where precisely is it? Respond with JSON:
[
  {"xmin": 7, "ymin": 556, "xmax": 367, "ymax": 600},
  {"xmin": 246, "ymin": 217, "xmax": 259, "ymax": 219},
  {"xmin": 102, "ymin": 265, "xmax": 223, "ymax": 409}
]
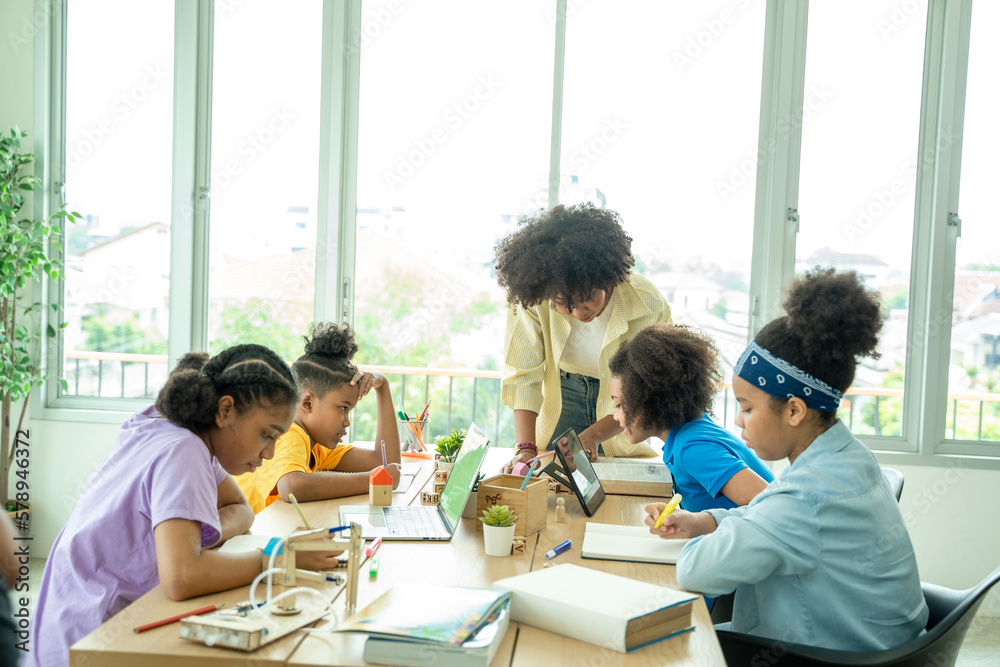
[{"xmin": 515, "ymin": 442, "xmax": 537, "ymax": 453}]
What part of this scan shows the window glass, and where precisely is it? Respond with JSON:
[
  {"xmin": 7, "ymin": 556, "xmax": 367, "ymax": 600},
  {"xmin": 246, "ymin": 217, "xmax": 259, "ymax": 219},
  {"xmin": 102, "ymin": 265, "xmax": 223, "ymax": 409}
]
[
  {"xmin": 62, "ymin": 0, "xmax": 174, "ymax": 398},
  {"xmin": 560, "ymin": 0, "xmax": 766, "ymax": 432},
  {"xmin": 207, "ymin": 0, "xmax": 323, "ymax": 361},
  {"xmin": 353, "ymin": 0, "xmax": 553, "ymax": 444},
  {"xmin": 796, "ymin": 0, "xmax": 926, "ymax": 437},
  {"xmin": 947, "ymin": 0, "xmax": 1000, "ymax": 443}
]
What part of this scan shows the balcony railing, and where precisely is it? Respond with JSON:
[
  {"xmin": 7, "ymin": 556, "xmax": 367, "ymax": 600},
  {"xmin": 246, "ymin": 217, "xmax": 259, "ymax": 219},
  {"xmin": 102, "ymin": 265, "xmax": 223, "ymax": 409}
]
[{"xmin": 62, "ymin": 351, "xmax": 1000, "ymax": 444}]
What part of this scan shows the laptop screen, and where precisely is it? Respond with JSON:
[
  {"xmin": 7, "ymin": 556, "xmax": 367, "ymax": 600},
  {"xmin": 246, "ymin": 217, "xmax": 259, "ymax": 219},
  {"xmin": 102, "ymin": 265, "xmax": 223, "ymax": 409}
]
[{"xmin": 438, "ymin": 423, "xmax": 491, "ymax": 527}]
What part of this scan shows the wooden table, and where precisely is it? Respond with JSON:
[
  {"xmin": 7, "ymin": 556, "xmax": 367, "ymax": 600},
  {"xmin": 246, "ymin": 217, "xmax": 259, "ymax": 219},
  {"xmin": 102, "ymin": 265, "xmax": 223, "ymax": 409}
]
[{"xmin": 71, "ymin": 452, "xmax": 723, "ymax": 666}]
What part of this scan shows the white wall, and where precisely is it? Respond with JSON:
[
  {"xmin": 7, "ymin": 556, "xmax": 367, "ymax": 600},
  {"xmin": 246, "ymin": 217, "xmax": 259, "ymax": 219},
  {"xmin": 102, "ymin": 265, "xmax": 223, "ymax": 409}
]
[{"xmin": 2, "ymin": 0, "xmax": 998, "ymax": 618}]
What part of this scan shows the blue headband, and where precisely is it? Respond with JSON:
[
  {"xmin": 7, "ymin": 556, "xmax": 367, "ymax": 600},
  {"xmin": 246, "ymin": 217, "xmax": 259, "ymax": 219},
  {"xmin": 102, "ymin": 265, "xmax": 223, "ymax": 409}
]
[{"xmin": 734, "ymin": 341, "xmax": 843, "ymax": 412}]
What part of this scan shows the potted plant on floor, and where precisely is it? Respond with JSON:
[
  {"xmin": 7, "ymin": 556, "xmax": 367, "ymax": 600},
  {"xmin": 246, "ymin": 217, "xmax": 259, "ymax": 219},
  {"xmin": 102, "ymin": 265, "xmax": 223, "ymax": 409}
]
[
  {"xmin": 480, "ymin": 504, "xmax": 517, "ymax": 557},
  {"xmin": 434, "ymin": 428, "xmax": 465, "ymax": 474},
  {"xmin": 1, "ymin": 127, "xmax": 79, "ymax": 532}
]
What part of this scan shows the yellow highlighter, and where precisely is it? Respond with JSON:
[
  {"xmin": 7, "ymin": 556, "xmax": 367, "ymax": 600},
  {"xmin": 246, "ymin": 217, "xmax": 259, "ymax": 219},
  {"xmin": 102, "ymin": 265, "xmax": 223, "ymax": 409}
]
[{"xmin": 652, "ymin": 493, "xmax": 683, "ymax": 529}]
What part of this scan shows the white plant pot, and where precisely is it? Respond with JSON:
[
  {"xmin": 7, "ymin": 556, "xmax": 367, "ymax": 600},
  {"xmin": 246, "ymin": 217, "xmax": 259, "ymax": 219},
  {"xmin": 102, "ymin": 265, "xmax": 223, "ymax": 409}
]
[
  {"xmin": 437, "ymin": 461, "xmax": 455, "ymax": 473},
  {"xmin": 482, "ymin": 523, "xmax": 515, "ymax": 557}
]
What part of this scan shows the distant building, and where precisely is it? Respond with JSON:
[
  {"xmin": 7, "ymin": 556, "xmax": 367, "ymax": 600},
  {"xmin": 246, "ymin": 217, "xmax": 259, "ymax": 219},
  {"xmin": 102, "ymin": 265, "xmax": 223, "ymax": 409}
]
[{"xmin": 798, "ymin": 247, "xmax": 890, "ymax": 288}]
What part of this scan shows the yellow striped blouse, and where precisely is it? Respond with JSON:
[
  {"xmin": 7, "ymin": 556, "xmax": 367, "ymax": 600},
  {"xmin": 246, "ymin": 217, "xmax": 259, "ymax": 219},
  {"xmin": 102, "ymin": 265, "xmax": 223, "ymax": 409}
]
[{"xmin": 501, "ymin": 272, "xmax": 672, "ymax": 457}]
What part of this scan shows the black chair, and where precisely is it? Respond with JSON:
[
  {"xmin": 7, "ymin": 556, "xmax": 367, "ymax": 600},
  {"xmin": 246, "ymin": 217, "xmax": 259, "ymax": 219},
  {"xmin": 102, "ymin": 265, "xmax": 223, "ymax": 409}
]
[
  {"xmin": 881, "ymin": 466, "xmax": 905, "ymax": 501},
  {"xmin": 714, "ymin": 564, "xmax": 1000, "ymax": 666}
]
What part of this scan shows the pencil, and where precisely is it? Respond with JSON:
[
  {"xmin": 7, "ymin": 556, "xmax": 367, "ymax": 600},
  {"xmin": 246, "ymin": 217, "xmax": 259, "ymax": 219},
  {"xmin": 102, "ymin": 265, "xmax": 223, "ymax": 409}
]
[
  {"xmin": 134, "ymin": 604, "xmax": 224, "ymax": 633},
  {"xmin": 288, "ymin": 493, "xmax": 312, "ymax": 530}
]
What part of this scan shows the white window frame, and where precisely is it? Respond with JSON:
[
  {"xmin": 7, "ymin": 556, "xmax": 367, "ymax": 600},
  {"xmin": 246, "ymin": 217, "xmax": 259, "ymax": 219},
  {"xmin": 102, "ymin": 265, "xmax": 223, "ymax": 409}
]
[{"xmin": 32, "ymin": 0, "xmax": 1000, "ymax": 468}]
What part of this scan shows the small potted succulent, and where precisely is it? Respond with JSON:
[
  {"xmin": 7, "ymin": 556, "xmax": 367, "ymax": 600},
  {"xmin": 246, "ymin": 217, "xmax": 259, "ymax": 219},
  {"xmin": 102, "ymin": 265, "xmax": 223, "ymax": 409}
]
[
  {"xmin": 433, "ymin": 428, "xmax": 465, "ymax": 473},
  {"xmin": 480, "ymin": 504, "xmax": 517, "ymax": 557}
]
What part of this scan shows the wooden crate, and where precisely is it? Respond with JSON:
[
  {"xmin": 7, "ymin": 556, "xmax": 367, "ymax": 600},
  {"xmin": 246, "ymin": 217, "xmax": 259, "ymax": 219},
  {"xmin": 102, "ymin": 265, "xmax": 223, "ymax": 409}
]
[{"xmin": 475, "ymin": 474, "xmax": 548, "ymax": 538}]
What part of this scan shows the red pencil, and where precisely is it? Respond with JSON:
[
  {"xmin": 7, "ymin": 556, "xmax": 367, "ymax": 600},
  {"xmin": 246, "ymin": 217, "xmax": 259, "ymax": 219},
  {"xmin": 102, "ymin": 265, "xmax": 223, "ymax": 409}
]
[{"xmin": 133, "ymin": 603, "xmax": 224, "ymax": 633}]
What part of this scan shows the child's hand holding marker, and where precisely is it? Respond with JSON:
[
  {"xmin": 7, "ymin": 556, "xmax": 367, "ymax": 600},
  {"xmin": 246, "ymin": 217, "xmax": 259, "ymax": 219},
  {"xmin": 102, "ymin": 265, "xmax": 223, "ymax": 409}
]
[{"xmin": 645, "ymin": 494, "xmax": 692, "ymax": 539}]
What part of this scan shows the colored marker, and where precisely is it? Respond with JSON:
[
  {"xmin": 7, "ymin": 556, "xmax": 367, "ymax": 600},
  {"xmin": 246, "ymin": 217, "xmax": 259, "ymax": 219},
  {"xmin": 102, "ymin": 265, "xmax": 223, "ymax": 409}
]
[
  {"xmin": 288, "ymin": 493, "xmax": 312, "ymax": 530},
  {"xmin": 518, "ymin": 461, "xmax": 538, "ymax": 490},
  {"xmin": 652, "ymin": 493, "xmax": 684, "ymax": 529},
  {"xmin": 366, "ymin": 536, "xmax": 383, "ymax": 559},
  {"xmin": 369, "ymin": 557, "xmax": 380, "ymax": 579},
  {"xmin": 545, "ymin": 540, "xmax": 572, "ymax": 560},
  {"xmin": 380, "ymin": 439, "xmax": 387, "ymax": 467}
]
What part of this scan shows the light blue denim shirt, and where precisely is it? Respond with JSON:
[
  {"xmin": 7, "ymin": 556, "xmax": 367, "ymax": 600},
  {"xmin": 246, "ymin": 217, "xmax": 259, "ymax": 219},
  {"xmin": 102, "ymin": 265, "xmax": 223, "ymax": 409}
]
[{"xmin": 677, "ymin": 420, "xmax": 928, "ymax": 651}]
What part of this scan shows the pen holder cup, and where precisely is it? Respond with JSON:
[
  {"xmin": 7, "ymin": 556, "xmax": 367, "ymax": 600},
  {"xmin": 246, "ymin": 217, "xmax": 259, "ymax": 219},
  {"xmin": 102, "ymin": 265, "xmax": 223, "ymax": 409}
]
[
  {"xmin": 398, "ymin": 418, "xmax": 430, "ymax": 454},
  {"xmin": 476, "ymin": 474, "xmax": 548, "ymax": 539}
]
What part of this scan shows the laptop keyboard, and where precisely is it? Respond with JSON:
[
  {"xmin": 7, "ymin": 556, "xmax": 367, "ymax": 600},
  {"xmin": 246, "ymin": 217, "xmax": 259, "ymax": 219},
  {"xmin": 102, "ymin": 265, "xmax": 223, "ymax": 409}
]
[{"xmin": 383, "ymin": 507, "xmax": 446, "ymax": 537}]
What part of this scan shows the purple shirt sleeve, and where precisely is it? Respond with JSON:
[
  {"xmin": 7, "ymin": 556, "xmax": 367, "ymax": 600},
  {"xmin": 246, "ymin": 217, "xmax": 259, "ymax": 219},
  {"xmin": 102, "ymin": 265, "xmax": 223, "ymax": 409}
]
[{"xmin": 147, "ymin": 439, "xmax": 222, "ymax": 548}]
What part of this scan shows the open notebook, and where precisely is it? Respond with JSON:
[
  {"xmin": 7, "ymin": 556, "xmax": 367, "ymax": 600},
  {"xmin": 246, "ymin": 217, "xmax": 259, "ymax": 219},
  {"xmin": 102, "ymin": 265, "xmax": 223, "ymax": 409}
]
[{"xmin": 581, "ymin": 522, "xmax": 690, "ymax": 565}]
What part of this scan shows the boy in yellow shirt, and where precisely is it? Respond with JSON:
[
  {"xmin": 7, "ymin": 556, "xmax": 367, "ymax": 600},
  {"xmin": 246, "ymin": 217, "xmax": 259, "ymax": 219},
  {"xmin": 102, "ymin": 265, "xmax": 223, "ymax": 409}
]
[{"xmin": 236, "ymin": 323, "xmax": 401, "ymax": 512}]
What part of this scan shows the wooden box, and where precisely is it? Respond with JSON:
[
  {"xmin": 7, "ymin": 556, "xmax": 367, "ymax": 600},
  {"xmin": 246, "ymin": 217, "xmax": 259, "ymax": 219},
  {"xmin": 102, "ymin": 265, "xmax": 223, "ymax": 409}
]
[{"xmin": 475, "ymin": 474, "xmax": 548, "ymax": 538}]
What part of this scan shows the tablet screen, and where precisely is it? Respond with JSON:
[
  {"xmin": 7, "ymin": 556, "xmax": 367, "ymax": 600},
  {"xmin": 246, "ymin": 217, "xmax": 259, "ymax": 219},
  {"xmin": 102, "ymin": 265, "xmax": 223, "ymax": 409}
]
[{"xmin": 551, "ymin": 428, "xmax": 605, "ymax": 517}]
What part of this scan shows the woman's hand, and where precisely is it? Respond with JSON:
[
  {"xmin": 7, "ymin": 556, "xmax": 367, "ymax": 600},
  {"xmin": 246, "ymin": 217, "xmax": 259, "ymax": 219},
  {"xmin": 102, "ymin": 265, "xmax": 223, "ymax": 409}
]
[
  {"xmin": 502, "ymin": 448, "xmax": 537, "ymax": 474},
  {"xmin": 349, "ymin": 367, "xmax": 387, "ymax": 399},
  {"xmin": 644, "ymin": 503, "xmax": 699, "ymax": 540},
  {"xmin": 577, "ymin": 429, "xmax": 600, "ymax": 463}
]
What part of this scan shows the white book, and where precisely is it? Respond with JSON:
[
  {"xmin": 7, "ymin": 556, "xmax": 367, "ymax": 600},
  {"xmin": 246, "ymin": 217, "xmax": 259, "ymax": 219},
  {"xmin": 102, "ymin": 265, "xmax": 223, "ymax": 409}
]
[
  {"xmin": 581, "ymin": 522, "xmax": 690, "ymax": 565},
  {"xmin": 591, "ymin": 459, "xmax": 673, "ymax": 497},
  {"xmin": 493, "ymin": 564, "xmax": 695, "ymax": 653}
]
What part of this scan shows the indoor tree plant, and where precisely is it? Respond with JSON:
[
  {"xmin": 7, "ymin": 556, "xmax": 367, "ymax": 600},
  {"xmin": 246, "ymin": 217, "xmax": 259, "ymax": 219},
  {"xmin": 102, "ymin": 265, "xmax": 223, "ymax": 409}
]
[
  {"xmin": 480, "ymin": 504, "xmax": 517, "ymax": 557},
  {"xmin": 1, "ymin": 127, "xmax": 78, "ymax": 518},
  {"xmin": 434, "ymin": 427, "xmax": 465, "ymax": 473}
]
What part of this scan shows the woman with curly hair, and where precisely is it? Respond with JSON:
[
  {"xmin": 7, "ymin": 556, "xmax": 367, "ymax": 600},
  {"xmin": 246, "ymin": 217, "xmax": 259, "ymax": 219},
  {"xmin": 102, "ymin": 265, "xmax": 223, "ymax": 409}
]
[
  {"xmin": 608, "ymin": 324, "xmax": 773, "ymax": 510},
  {"xmin": 495, "ymin": 203, "xmax": 671, "ymax": 472},
  {"xmin": 236, "ymin": 322, "xmax": 401, "ymax": 512},
  {"xmin": 646, "ymin": 269, "xmax": 928, "ymax": 651},
  {"xmin": 26, "ymin": 345, "xmax": 343, "ymax": 667}
]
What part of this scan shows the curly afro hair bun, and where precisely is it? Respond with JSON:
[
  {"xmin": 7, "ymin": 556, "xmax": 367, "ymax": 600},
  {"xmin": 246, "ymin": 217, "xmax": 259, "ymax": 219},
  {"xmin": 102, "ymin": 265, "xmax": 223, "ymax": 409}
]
[
  {"xmin": 173, "ymin": 351, "xmax": 210, "ymax": 373},
  {"xmin": 303, "ymin": 322, "xmax": 358, "ymax": 361},
  {"xmin": 293, "ymin": 322, "xmax": 358, "ymax": 397},
  {"xmin": 757, "ymin": 268, "xmax": 884, "ymax": 395},
  {"xmin": 493, "ymin": 203, "xmax": 635, "ymax": 310}
]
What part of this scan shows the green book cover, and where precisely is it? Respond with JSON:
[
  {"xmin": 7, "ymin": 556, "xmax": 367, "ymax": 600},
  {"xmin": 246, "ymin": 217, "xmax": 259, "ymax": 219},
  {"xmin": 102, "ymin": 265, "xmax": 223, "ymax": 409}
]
[{"xmin": 338, "ymin": 584, "xmax": 511, "ymax": 645}]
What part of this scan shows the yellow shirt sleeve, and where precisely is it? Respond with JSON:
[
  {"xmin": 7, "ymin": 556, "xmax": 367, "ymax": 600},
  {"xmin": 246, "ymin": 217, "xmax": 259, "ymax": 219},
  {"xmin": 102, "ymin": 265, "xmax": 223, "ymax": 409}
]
[
  {"xmin": 501, "ymin": 304, "xmax": 547, "ymax": 414},
  {"xmin": 312, "ymin": 442, "xmax": 354, "ymax": 471},
  {"xmin": 234, "ymin": 424, "xmax": 312, "ymax": 513}
]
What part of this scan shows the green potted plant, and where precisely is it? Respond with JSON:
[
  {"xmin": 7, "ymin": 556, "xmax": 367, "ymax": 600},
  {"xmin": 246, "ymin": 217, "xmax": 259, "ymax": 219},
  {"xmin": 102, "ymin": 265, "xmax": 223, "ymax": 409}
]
[
  {"xmin": 433, "ymin": 428, "xmax": 465, "ymax": 473},
  {"xmin": 480, "ymin": 504, "xmax": 517, "ymax": 557},
  {"xmin": 1, "ymin": 127, "xmax": 79, "ymax": 528}
]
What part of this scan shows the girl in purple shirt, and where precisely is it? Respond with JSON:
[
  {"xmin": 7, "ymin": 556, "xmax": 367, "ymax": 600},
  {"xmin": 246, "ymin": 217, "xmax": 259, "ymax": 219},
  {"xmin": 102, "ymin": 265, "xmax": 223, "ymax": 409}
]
[{"xmin": 26, "ymin": 345, "xmax": 343, "ymax": 667}]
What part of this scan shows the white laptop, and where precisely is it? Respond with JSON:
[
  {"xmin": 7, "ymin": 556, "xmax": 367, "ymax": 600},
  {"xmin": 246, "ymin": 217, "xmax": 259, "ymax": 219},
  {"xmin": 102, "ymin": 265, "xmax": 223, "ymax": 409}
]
[{"xmin": 339, "ymin": 422, "xmax": 490, "ymax": 540}]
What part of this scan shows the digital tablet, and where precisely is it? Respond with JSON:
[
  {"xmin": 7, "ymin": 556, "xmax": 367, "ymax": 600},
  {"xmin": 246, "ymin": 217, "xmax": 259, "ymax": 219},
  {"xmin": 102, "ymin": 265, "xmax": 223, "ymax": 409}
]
[{"xmin": 551, "ymin": 428, "xmax": 606, "ymax": 517}]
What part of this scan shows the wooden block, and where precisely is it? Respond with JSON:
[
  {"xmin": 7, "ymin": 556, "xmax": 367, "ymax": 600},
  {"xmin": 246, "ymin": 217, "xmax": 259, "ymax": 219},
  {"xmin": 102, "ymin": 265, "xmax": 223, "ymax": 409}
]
[
  {"xmin": 547, "ymin": 478, "xmax": 558, "ymax": 493},
  {"xmin": 512, "ymin": 539, "xmax": 526, "ymax": 555},
  {"xmin": 420, "ymin": 491, "xmax": 440, "ymax": 505},
  {"xmin": 433, "ymin": 470, "xmax": 449, "ymax": 482},
  {"xmin": 369, "ymin": 483, "xmax": 392, "ymax": 506},
  {"xmin": 433, "ymin": 481, "xmax": 447, "ymax": 494},
  {"xmin": 476, "ymin": 474, "xmax": 548, "ymax": 538}
]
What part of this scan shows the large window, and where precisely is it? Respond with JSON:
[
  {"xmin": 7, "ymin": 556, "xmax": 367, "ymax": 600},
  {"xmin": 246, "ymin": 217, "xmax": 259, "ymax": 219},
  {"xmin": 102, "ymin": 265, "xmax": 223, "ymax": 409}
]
[
  {"xmin": 797, "ymin": 0, "xmax": 926, "ymax": 438},
  {"xmin": 207, "ymin": 0, "xmax": 323, "ymax": 360},
  {"xmin": 41, "ymin": 1, "xmax": 1000, "ymax": 463},
  {"xmin": 947, "ymin": 0, "xmax": 1000, "ymax": 443},
  {"xmin": 62, "ymin": 0, "xmax": 174, "ymax": 399},
  {"xmin": 352, "ymin": 0, "xmax": 554, "ymax": 443},
  {"xmin": 559, "ymin": 1, "xmax": 765, "ymax": 430}
]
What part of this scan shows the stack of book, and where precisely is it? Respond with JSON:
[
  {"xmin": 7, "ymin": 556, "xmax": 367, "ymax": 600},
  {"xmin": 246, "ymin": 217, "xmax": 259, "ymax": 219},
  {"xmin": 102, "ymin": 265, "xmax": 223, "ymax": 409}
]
[{"xmin": 337, "ymin": 584, "xmax": 511, "ymax": 667}]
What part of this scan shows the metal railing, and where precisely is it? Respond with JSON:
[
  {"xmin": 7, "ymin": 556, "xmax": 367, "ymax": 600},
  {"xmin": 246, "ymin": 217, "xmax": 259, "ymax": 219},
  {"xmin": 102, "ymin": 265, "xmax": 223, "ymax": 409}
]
[{"xmin": 62, "ymin": 351, "xmax": 1000, "ymax": 443}]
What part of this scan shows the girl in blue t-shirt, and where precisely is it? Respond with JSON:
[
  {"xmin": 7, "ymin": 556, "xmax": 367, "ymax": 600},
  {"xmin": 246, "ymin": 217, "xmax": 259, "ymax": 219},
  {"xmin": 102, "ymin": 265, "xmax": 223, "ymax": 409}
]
[{"xmin": 608, "ymin": 324, "xmax": 773, "ymax": 510}]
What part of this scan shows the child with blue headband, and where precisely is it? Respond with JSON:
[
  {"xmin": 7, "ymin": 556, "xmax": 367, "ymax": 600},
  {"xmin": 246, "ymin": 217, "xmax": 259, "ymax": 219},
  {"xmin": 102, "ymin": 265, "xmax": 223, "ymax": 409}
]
[{"xmin": 645, "ymin": 269, "xmax": 927, "ymax": 652}]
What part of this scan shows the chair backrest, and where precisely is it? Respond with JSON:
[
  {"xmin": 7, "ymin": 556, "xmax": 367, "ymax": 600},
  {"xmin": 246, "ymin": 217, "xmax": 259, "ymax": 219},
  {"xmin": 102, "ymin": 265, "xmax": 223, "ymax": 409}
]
[
  {"xmin": 716, "ymin": 564, "xmax": 1000, "ymax": 667},
  {"xmin": 881, "ymin": 466, "xmax": 904, "ymax": 501}
]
